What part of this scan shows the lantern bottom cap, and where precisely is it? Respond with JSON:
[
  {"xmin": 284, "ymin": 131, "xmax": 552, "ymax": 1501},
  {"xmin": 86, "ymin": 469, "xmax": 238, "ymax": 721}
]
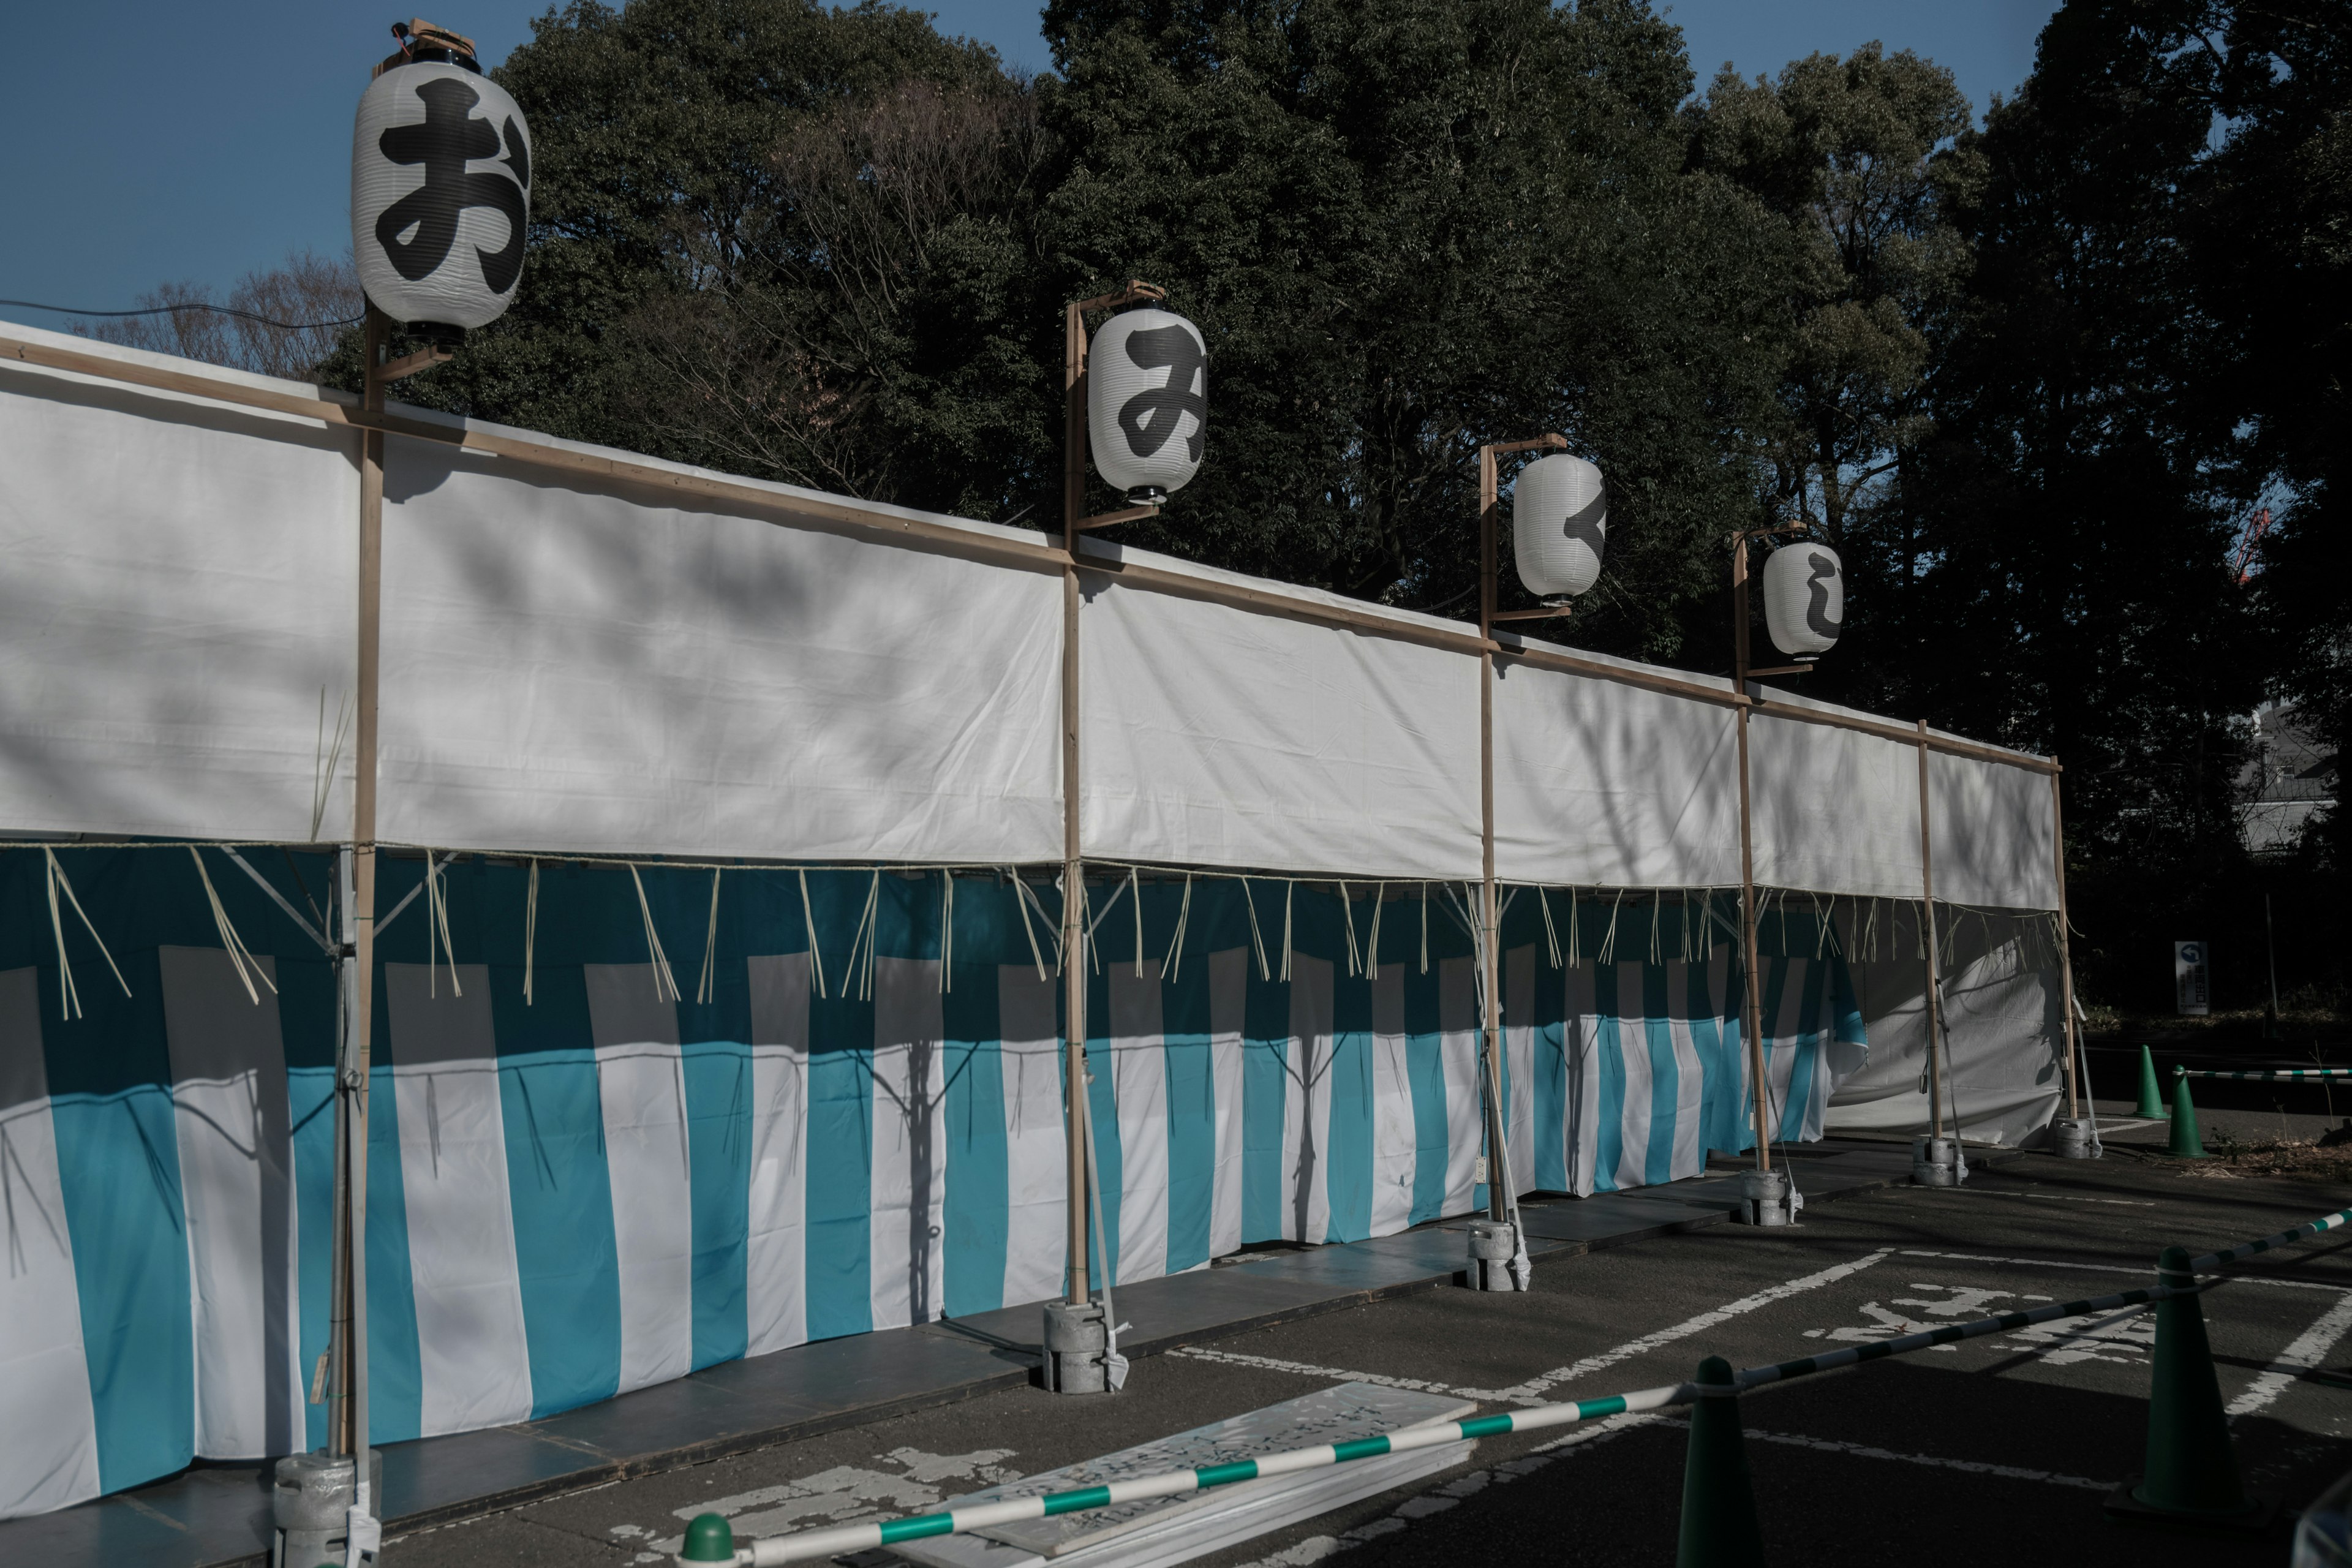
[{"xmin": 1122, "ymin": 485, "xmax": 1170, "ymax": 507}]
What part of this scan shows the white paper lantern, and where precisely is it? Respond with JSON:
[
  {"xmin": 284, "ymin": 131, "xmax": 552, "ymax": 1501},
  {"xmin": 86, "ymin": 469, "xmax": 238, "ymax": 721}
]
[
  {"xmin": 1762, "ymin": 541, "xmax": 1844, "ymax": 656},
  {"xmin": 1511, "ymin": 454, "xmax": 1607, "ymax": 598},
  {"xmin": 352, "ymin": 61, "xmax": 532, "ymax": 333},
  {"xmin": 1088, "ymin": 307, "xmax": 1206, "ymax": 503}
]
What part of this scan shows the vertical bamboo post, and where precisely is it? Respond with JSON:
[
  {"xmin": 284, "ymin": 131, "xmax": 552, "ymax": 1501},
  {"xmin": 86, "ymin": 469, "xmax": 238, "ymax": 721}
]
[
  {"xmin": 2050, "ymin": 763, "xmax": 2082, "ymax": 1121},
  {"xmin": 338, "ymin": 305, "xmax": 388, "ymax": 1489},
  {"xmin": 1732, "ymin": 537, "xmax": 1771, "ymax": 1170},
  {"xmin": 1060, "ymin": 300, "xmax": 1089, "ymax": 1306},
  {"xmin": 1917, "ymin": 718, "xmax": 1947, "ymax": 1139},
  {"xmin": 1477, "ymin": 443, "xmax": 1506, "ymax": 1222}
]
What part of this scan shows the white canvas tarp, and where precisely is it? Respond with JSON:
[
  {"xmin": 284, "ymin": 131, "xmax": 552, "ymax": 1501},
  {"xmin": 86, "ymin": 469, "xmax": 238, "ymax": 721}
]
[
  {"xmin": 0, "ymin": 326, "xmax": 2064, "ymax": 911},
  {"xmin": 1491, "ymin": 650, "xmax": 1741, "ymax": 889},
  {"xmin": 0, "ymin": 347, "xmax": 358, "ymax": 843},
  {"xmin": 377, "ymin": 430, "xmax": 1066, "ymax": 865},
  {"xmin": 1079, "ymin": 557, "xmax": 1481, "ymax": 881}
]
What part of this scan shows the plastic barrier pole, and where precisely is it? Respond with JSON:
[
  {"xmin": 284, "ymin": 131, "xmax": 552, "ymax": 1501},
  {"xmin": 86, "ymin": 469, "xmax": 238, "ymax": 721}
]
[{"xmin": 705, "ymin": 1285, "xmax": 2177, "ymax": 1567}]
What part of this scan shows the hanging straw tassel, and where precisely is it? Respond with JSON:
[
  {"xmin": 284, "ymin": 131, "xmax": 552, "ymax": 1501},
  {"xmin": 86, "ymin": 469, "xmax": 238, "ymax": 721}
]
[
  {"xmin": 1649, "ymin": 890, "xmax": 1663, "ymax": 966},
  {"xmin": 939, "ymin": 870, "xmax": 956, "ymax": 994},
  {"xmin": 41, "ymin": 849, "xmax": 130, "ymax": 1022},
  {"xmin": 188, "ymin": 846, "xmax": 276, "ymax": 1004},
  {"xmin": 1010, "ymin": 868, "xmax": 1049, "ymax": 983},
  {"xmin": 1243, "ymin": 878, "xmax": 1272, "ymax": 982},
  {"xmin": 1420, "ymin": 882, "xmax": 1430, "ymax": 975},
  {"xmin": 1597, "ymin": 888, "xmax": 1624, "ymax": 965},
  {"xmin": 1131, "ymin": 865, "xmax": 1144, "ymax": 980},
  {"xmin": 846, "ymin": 870, "xmax": 880, "ymax": 1000},
  {"xmin": 1280, "ymin": 881, "xmax": 1294, "ymax": 982},
  {"xmin": 1365, "ymin": 882, "xmax": 1385, "ymax": 981},
  {"xmin": 799, "ymin": 869, "xmax": 830, "ymax": 999},
  {"xmin": 524, "ymin": 858, "xmax": 539, "ymax": 1004},
  {"xmin": 1163, "ymin": 872, "xmax": 1193, "ymax": 984},
  {"xmin": 698, "ymin": 867, "xmax": 723, "ymax": 1005},
  {"xmin": 423, "ymin": 851, "xmax": 464, "ymax": 999},
  {"xmin": 627, "ymin": 863, "xmax": 682, "ymax": 1002},
  {"xmin": 1339, "ymin": 881, "xmax": 1360, "ymax": 976},
  {"xmin": 1537, "ymin": 887, "xmax": 1562, "ymax": 969}
]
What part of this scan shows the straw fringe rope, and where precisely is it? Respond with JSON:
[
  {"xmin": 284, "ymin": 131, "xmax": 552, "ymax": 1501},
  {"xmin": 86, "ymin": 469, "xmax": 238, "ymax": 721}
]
[
  {"xmin": 1131, "ymin": 865, "xmax": 1144, "ymax": 980},
  {"xmin": 1366, "ymin": 883, "xmax": 1385, "ymax": 981},
  {"xmin": 1163, "ymin": 873, "xmax": 1193, "ymax": 984},
  {"xmin": 1537, "ymin": 886, "xmax": 1561, "ymax": 969},
  {"xmin": 1339, "ymin": 881, "xmax": 1360, "ymax": 976},
  {"xmin": 799, "ymin": 869, "xmax": 829, "ymax": 999},
  {"xmin": 426, "ymin": 851, "xmax": 463, "ymax": 998},
  {"xmin": 627, "ymin": 863, "xmax": 681, "ymax": 1002},
  {"xmin": 1009, "ymin": 869, "xmax": 1050, "ymax": 983},
  {"xmin": 188, "ymin": 846, "xmax": 276, "ymax": 1004},
  {"xmin": 1243, "ymin": 878, "xmax": 1272, "ymax": 981},
  {"xmin": 524, "ymin": 859, "xmax": 539, "ymax": 1004},
  {"xmin": 699, "ymin": 868, "xmax": 723, "ymax": 1005},
  {"xmin": 1280, "ymin": 881, "xmax": 1294, "ymax": 982}
]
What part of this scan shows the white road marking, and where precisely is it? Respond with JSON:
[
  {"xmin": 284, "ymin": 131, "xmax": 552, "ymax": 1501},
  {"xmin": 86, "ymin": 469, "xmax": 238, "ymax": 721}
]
[
  {"xmin": 1494, "ymin": 1248, "xmax": 1899, "ymax": 1399},
  {"xmin": 1972, "ymin": 1190, "xmax": 2155, "ymax": 1207},
  {"xmin": 2229, "ymin": 1288, "xmax": 2352, "ymax": 1418},
  {"xmin": 1169, "ymin": 1345, "xmax": 1491, "ymax": 1401},
  {"xmin": 1183, "ymin": 1250, "xmax": 1899, "ymax": 1404},
  {"xmin": 1651, "ymin": 1419, "xmax": 2117, "ymax": 1490},
  {"xmin": 1903, "ymin": 1248, "xmax": 2350, "ymax": 1289}
]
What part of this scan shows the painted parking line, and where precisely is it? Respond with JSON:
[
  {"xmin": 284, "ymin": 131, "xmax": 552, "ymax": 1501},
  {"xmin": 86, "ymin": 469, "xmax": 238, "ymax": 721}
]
[
  {"xmin": 1177, "ymin": 1249, "xmax": 1900, "ymax": 1406},
  {"xmin": 1904, "ymin": 1248, "xmax": 2352, "ymax": 1291},
  {"xmin": 1497, "ymin": 1248, "xmax": 1898, "ymax": 1400},
  {"xmin": 1170, "ymin": 1346, "xmax": 1491, "ymax": 1404},
  {"xmin": 2230, "ymin": 1289, "xmax": 2352, "ymax": 1418}
]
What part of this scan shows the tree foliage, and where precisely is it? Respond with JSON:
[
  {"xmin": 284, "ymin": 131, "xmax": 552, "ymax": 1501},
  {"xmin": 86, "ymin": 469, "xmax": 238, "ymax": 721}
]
[{"xmin": 275, "ymin": 0, "xmax": 2349, "ymax": 1005}]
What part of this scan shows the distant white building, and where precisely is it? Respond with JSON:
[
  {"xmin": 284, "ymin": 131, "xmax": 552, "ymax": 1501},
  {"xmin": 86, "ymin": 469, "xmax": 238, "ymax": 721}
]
[{"xmin": 2239, "ymin": 701, "xmax": 2334, "ymax": 856}]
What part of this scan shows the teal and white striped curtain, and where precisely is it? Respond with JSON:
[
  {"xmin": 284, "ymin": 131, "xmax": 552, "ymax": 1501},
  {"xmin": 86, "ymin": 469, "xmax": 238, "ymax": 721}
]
[{"xmin": 0, "ymin": 850, "xmax": 1864, "ymax": 1520}]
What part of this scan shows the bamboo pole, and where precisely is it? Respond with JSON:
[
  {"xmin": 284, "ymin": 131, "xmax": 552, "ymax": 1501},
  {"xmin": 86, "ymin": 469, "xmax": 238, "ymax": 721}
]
[
  {"xmin": 335, "ymin": 307, "xmax": 388, "ymax": 1497},
  {"xmin": 1917, "ymin": 718, "xmax": 1948, "ymax": 1139},
  {"xmin": 1478, "ymin": 443, "xmax": 1504, "ymax": 1223},
  {"xmin": 1732, "ymin": 536, "xmax": 1771, "ymax": 1172},
  {"xmin": 1061, "ymin": 300, "xmax": 1089, "ymax": 1307},
  {"xmin": 2051, "ymin": 764, "xmax": 2083, "ymax": 1121}
]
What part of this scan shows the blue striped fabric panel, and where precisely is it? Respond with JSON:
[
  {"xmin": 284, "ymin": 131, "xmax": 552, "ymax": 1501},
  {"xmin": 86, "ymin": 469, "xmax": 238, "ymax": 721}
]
[{"xmin": 0, "ymin": 854, "xmax": 1869, "ymax": 1520}]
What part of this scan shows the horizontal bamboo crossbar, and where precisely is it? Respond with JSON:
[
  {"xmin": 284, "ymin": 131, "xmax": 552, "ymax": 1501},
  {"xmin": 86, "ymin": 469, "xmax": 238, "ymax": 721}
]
[{"xmin": 1, "ymin": 330, "xmax": 2056, "ymax": 777}]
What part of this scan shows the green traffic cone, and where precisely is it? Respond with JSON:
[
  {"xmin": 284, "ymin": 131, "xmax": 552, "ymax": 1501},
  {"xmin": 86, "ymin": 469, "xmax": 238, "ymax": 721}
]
[
  {"xmin": 2168, "ymin": 1074, "xmax": 2206, "ymax": 1159},
  {"xmin": 1676, "ymin": 1355, "xmax": 1766, "ymax": 1568},
  {"xmin": 679, "ymin": 1512, "xmax": 736, "ymax": 1563},
  {"xmin": 2130, "ymin": 1246, "xmax": 2252, "ymax": 1519},
  {"xmin": 2134, "ymin": 1046, "xmax": 2169, "ymax": 1119}
]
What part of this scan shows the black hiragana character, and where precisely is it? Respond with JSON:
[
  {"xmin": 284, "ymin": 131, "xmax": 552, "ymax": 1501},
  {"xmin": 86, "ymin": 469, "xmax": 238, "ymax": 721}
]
[{"xmin": 375, "ymin": 76, "xmax": 530, "ymax": 293}]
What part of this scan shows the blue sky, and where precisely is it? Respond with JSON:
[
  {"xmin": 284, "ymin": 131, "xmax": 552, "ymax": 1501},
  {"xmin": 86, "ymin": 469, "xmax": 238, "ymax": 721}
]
[{"xmin": 0, "ymin": 2, "xmax": 2056, "ymax": 331}]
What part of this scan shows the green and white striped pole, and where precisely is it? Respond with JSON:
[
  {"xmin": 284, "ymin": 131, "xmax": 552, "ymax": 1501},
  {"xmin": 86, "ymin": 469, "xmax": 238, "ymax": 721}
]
[
  {"xmin": 698, "ymin": 1284, "xmax": 2179, "ymax": 1567},
  {"xmin": 2189, "ymin": 1204, "xmax": 2352, "ymax": 1271},
  {"xmin": 2175, "ymin": 1066, "xmax": 2352, "ymax": 1082}
]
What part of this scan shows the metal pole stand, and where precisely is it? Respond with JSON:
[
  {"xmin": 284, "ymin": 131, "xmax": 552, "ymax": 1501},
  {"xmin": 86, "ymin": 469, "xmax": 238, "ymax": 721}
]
[
  {"xmin": 271, "ymin": 1450, "xmax": 382, "ymax": 1568},
  {"xmin": 1464, "ymin": 1218, "xmax": 1523, "ymax": 1291},
  {"xmin": 2051, "ymin": 1116, "xmax": 2100, "ymax": 1159},
  {"xmin": 1040, "ymin": 1299, "xmax": 1110, "ymax": 1393},
  {"xmin": 1736, "ymin": 1167, "xmax": 1793, "ymax": 1226},
  {"xmin": 1912, "ymin": 1135, "xmax": 1967, "ymax": 1186}
]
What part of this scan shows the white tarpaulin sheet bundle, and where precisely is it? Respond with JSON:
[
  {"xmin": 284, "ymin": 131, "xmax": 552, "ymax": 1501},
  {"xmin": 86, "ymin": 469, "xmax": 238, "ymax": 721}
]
[{"xmin": 0, "ymin": 328, "xmax": 2063, "ymax": 1517}]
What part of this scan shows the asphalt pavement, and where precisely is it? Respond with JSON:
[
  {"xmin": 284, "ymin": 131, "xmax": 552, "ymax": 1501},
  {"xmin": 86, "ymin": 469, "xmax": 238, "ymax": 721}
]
[{"xmin": 389, "ymin": 1151, "xmax": 2352, "ymax": 1568}]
